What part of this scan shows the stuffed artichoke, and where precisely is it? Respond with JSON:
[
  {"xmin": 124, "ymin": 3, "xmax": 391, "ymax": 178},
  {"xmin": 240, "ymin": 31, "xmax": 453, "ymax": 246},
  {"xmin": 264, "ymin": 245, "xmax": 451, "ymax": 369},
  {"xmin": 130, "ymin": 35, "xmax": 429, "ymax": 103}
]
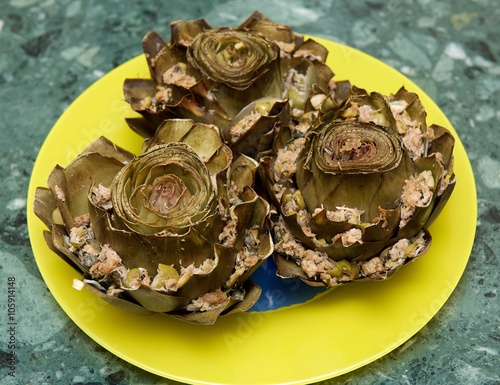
[
  {"xmin": 123, "ymin": 11, "xmax": 337, "ymax": 157},
  {"xmin": 259, "ymin": 86, "xmax": 456, "ymax": 287},
  {"xmin": 34, "ymin": 120, "xmax": 273, "ymax": 324}
]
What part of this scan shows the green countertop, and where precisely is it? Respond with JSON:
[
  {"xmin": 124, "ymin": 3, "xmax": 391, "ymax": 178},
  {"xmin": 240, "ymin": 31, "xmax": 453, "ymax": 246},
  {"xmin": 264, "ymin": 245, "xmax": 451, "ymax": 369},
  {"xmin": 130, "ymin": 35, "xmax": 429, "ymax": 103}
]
[{"xmin": 1, "ymin": 0, "xmax": 499, "ymax": 384}]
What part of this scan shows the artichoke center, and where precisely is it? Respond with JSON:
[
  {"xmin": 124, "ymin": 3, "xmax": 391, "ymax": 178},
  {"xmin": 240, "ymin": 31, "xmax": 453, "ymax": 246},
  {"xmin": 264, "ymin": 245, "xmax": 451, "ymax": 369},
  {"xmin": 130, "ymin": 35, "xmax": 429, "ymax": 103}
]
[
  {"xmin": 148, "ymin": 175, "xmax": 189, "ymax": 213},
  {"xmin": 337, "ymin": 138, "xmax": 375, "ymax": 162},
  {"xmin": 315, "ymin": 122, "xmax": 402, "ymax": 173},
  {"xmin": 215, "ymin": 39, "xmax": 248, "ymax": 67},
  {"xmin": 188, "ymin": 29, "xmax": 279, "ymax": 90}
]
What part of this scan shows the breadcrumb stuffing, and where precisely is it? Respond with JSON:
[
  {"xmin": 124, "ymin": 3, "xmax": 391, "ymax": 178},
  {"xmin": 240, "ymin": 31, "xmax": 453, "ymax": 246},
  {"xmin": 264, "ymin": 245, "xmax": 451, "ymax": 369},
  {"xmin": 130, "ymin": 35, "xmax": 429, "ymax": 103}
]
[
  {"xmin": 192, "ymin": 259, "xmax": 216, "ymax": 275},
  {"xmin": 360, "ymin": 257, "xmax": 384, "ymax": 276},
  {"xmin": 91, "ymin": 184, "xmax": 112, "ymax": 211},
  {"xmin": 282, "ymin": 68, "xmax": 306, "ymax": 102},
  {"xmin": 358, "ymin": 105, "xmax": 387, "ymax": 126},
  {"xmin": 67, "ymin": 225, "xmax": 94, "ymax": 251},
  {"xmin": 309, "ymin": 94, "xmax": 326, "ymax": 110},
  {"xmin": 434, "ymin": 152, "xmax": 454, "ymax": 196},
  {"xmin": 154, "ymin": 85, "xmax": 173, "ymax": 105},
  {"xmin": 294, "ymin": 48, "xmax": 323, "ymax": 62},
  {"xmin": 54, "ymin": 185, "xmax": 65, "ymax": 202},
  {"xmin": 300, "ymin": 249, "xmax": 334, "ymax": 278},
  {"xmin": 275, "ymin": 41, "xmax": 296, "ymax": 58},
  {"xmin": 219, "ymin": 218, "xmax": 238, "ymax": 247},
  {"xmin": 326, "ymin": 206, "xmax": 364, "ymax": 224},
  {"xmin": 225, "ymin": 228, "xmax": 261, "ymax": 287},
  {"xmin": 274, "ymin": 217, "xmax": 338, "ymax": 284},
  {"xmin": 138, "ymin": 96, "xmax": 153, "ymax": 110},
  {"xmin": 229, "ymin": 112, "xmax": 262, "ymax": 143},
  {"xmin": 389, "ymin": 99, "xmax": 435, "ymax": 160},
  {"xmin": 400, "ymin": 171, "xmax": 435, "ymax": 228},
  {"xmin": 335, "ymin": 228, "xmax": 363, "ymax": 247},
  {"xmin": 162, "ymin": 63, "xmax": 197, "ymax": 89},
  {"xmin": 388, "ymin": 238, "xmax": 411, "ymax": 261},
  {"xmin": 226, "ymin": 181, "xmax": 242, "ymax": 205},
  {"xmin": 341, "ymin": 102, "xmax": 360, "ymax": 119},
  {"xmin": 74, "ymin": 213, "xmax": 90, "ymax": 227},
  {"xmin": 360, "ymin": 231, "xmax": 427, "ymax": 278},
  {"xmin": 89, "ymin": 244, "xmax": 123, "ymax": 279},
  {"xmin": 273, "ymin": 137, "xmax": 305, "ymax": 181},
  {"xmin": 151, "ymin": 265, "xmax": 181, "ymax": 292},
  {"xmin": 389, "ymin": 99, "xmax": 408, "ymax": 116},
  {"xmin": 186, "ymin": 289, "xmax": 228, "ymax": 312},
  {"xmin": 402, "ymin": 126, "xmax": 425, "ymax": 160}
]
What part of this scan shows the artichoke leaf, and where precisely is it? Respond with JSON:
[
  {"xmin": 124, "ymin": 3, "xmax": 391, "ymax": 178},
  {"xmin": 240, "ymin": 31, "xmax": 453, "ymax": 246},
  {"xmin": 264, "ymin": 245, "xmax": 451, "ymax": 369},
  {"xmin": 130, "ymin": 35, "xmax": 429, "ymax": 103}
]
[
  {"xmin": 226, "ymin": 231, "xmax": 274, "ymax": 288},
  {"xmin": 428, "ymin": 124, "xmax": 456, "ymax": 172},
  {"xmin": 204, "ymin": 144, "xmax": 234, "ymax": 176},
  {"xmin": 177, "ymin": 244, "xmax": 234, "ymax": 300},
  {"xmin": 34, "ymin": 186, "xmax": 59, "ymax": 229},
  {"xmin": 258, "ymin": 155, "xmax": 295, "ymax": 210},
  {"xmin": 222, "ymin": 98, "xmax": 290, "ymax": 158},
  {"xmin": 144, "ymin": 119, "xmax": 232, "ymax": 175},
  {"xmin": 279, "ymin": 206, "xmax": 317, "ymax": 252},
  {"xmin": 79, "ymin": 136, "xmax": 135, "ymax": 164},
  {"xmin": 390, "ymin": 87, "xmax": 427, "ymax": 136},
  {"xmin": 82, "ymin": 281, "xmax": 154, "ymax": 316},
  {"xmin": 281, "ymin": 56, "xmax": 333, "ymax": 111},
  {"xmin": 168, "ymin": 91, "xmax": 231, "ymax": 129},
  {"xmin": 238, "ymin": 11, "xmax": 303, "ymax": 52},
  {"xmin": 125, "ymin": 117, "xmax": 160, "ymax": 139},
  {"xmin": 230, "ymin": 189, "xmax": 270, "ymax": 247},
  {"xmin": 397, "ymin": 156, "xmax": 443, "ymax": 239},
  {"xmin": 274, "ymin": 252, "xmax": 309, "ymax": 280},
  {"xmin": 425, "ymin": 177, "xmax": 456, "ymax": 229},
  {"xmin": 47, "ymin": 152, "xmax": 125, "ymax": 230},
  {"xmin": 144, "ymin": 226, "xmax": 219, "ymax": 273},
  {"xmin": 143, "ymin": 118, "xmax": 199, "ymax": 150},
  {"xmin": 43, "ymin": 229, "xmax": 83, "ymax": 274},
  {"xmin": 149, "ymin": 45, "xmax": 196, "ymax": 87},
  {"xmin": 360, "ymin": 206, "xmax": 402, "ymax": 242},
  {"xmin": 123, "ymin": 78, "xmax": 159, "ymax": 111},
  {"xmin": 171, "ymin": 297, "xmax": 231, "ymax": 325},
  {"xmin": 293, "ymin": 38, "xmax": 330, "ymax": 63},
  {"xmin": 223, "ymin": 280, "xmax": 262, "ymax": 313},
  {"xmin": 170, "ymin": 17, "xmax": 212, "ymax": 47},
  {"xmin": 141, "ymin": 31, "xmax": 168, "ymax": 70},
  {"xmin": 225, "ymin": 154, "xmax": 259, "ymax": 199},
  {"xmin": 338, "ymin": 86, "xmax": 397, "ymax": 129},
  {"xmin": 126, "ymin": 286, "xmax": 191, "ymax": 313}
]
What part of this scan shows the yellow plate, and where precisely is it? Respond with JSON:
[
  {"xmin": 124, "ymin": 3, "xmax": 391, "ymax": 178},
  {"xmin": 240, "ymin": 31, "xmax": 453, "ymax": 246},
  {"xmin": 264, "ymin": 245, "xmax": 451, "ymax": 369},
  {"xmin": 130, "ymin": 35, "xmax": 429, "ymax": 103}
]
[{"xmin": 27, "ymin": 37, "xmax": 477, "ymax": 385}]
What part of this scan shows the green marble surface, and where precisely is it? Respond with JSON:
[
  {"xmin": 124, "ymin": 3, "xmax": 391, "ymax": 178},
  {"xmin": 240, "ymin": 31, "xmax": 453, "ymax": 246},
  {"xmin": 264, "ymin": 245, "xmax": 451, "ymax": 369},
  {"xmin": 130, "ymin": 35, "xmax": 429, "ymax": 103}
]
[{"xmin": 1, "ymin": 0, "xmax": 499, "ymax": 384}]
